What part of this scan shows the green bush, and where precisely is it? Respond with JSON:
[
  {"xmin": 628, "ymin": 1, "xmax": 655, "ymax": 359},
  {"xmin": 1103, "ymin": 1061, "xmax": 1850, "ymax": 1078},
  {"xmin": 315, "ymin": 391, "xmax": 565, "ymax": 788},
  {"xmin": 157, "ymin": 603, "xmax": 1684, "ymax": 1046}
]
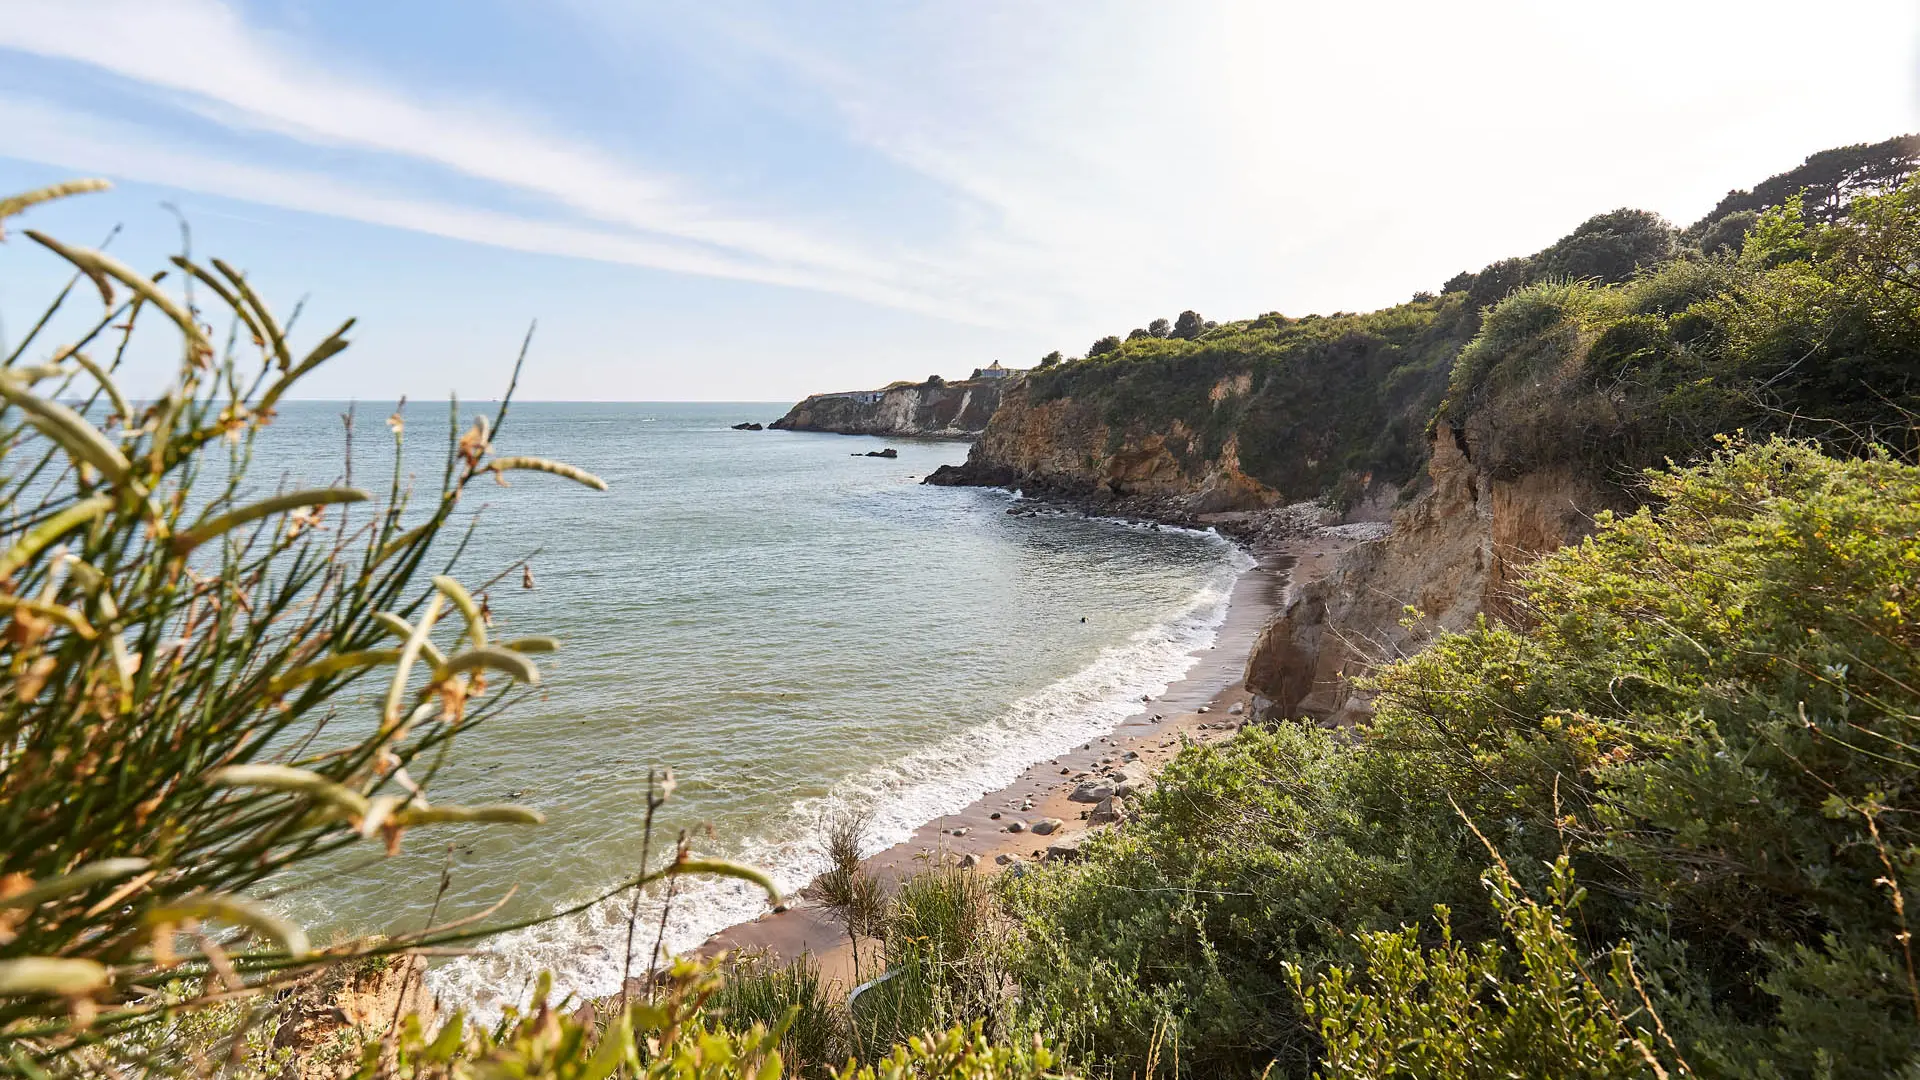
[
  {"xmin": 1293, "ymin": 857, "xmax": 1685, "ymax": 1080},
  {"xmin": 1360, "ymin": 436, "xmax": 1920, "ymax": 1077},
  {"xmin": 847, "ymin": 860, "xmax": 1012, "ymax": 1065},
  {"xmin": 998, "ymin": 723, "xmax": 1483, "ymax": 1078},
  {"xmin": 1003, "ymin": 437, "xmax": 1920, "ymax": 1078},
  {"xmin": 382, "ymin": 958, "xmax": 1061, "ymax": 1080}
]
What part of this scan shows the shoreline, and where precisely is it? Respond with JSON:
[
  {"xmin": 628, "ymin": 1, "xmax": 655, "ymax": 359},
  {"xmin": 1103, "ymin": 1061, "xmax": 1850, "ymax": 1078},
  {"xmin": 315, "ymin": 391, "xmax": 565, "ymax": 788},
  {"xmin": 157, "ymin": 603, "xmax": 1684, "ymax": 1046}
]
[{"xmin": 694, "ymin": 529, "xmax": 1355, "ymax": 985}]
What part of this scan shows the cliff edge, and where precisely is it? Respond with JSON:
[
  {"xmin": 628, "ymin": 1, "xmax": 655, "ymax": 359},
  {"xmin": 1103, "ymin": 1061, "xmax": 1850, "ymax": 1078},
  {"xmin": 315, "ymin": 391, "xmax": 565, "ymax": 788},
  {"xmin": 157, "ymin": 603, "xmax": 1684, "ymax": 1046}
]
[{"xmin": 770, "ymin": 375, "xmax": 1010, "ymax": 437}]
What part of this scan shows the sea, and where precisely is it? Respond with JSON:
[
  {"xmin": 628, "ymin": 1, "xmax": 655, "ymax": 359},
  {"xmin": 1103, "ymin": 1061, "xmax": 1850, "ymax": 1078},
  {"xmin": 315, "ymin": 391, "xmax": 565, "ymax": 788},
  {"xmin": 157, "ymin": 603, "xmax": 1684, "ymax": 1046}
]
[{"xmin": 252, "ymin": 400, "xmax": 1247, "ymax": 1011}]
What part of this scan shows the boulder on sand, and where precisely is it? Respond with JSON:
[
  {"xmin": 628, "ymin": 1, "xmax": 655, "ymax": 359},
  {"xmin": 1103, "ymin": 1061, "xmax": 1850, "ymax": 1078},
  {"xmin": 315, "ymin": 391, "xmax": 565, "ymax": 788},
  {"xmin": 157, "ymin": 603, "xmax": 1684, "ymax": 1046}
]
[
  {"xmin": 1069, "ymin": 781, "xmax": 1114, "ymax": 803},
  {"xmin": 1044, "ymin": 836, "xmax": 1084, "ymax": 862},
  {"xmin": 1029, "ymin": 817, "xmax": 1065, "ymax": 836}
]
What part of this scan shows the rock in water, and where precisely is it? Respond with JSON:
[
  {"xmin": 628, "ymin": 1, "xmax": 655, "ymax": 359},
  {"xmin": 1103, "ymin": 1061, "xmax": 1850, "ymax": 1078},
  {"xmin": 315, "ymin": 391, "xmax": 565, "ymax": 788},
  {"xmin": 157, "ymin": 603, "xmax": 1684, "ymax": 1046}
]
[
  {"xmin": 730, "ymin": 422, "xmax": 764, "ymax": 430},
  {"xmin": 864, "ymin": 448, "xmax": 899, "ymax": 458}
]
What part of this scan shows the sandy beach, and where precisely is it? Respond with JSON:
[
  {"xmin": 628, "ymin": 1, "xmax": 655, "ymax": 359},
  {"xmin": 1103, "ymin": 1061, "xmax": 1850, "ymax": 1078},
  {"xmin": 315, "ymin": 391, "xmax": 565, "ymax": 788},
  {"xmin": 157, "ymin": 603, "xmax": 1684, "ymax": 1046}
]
[{"xmin": 695, "ymin": 530, "xmax": 1355, "ymax": 985}]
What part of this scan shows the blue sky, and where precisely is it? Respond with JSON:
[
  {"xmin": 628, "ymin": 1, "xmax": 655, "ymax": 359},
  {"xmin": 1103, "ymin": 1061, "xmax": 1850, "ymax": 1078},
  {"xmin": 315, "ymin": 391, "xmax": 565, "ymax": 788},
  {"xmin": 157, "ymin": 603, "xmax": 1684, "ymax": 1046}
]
[{"xmin": 2, "ymin": 1, "xmax": 1917, "ymax": 402}]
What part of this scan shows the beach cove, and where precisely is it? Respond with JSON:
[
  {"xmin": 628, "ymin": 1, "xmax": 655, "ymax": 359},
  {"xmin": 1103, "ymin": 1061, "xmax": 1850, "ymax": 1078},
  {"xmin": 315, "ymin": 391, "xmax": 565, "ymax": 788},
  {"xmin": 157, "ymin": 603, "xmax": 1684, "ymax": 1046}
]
[{"xmin": 698, "ymin": 523, "xmax": 1364, "ymax": 985}]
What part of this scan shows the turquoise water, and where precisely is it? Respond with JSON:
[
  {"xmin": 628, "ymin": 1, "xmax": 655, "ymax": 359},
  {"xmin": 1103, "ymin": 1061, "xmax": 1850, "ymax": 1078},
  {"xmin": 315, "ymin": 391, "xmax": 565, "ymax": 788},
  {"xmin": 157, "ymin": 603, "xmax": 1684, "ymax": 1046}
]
[{"xmin": 252, "ymin": 401, "xmax": 1242, "ymax": 1008}]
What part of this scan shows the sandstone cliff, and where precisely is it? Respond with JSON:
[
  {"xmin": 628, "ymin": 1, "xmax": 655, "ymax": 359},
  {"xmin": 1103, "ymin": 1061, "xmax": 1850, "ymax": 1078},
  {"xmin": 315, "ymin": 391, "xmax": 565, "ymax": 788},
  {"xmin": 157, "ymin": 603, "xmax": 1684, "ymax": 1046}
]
[
  {"xmin": 926, "ymin": 299, "xmax": 1473, "ymax": 518},
  {"xmin": 1244, "ymin": 421, "xmax": 1621, "ymax": 725},
  {"xmin": 771, "ymin": 376, "xmax": 1007, "ymax": 437},
  {"xmin": 928, "ymin": 371, "xmax": 1282, "ymax": 515}
]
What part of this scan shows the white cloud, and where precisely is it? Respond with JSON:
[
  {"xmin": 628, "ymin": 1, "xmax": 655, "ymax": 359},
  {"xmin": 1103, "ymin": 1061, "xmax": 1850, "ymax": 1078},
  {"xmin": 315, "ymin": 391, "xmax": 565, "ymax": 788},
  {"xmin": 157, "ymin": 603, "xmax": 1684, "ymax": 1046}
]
[
  {"xmin": 0, "ymin": 97, "xmax": 980, "ymax": 322},
  {"xmin": 661, "ymin": 0, "xmax": 1920, "ymax": 339},
  {"xmin": 0, "ymin": 0, "xmax": 932, "ymax": 301},
  {"xmin": 5, "ymin": 0, "xmax": 1918, "ymax": 382}
]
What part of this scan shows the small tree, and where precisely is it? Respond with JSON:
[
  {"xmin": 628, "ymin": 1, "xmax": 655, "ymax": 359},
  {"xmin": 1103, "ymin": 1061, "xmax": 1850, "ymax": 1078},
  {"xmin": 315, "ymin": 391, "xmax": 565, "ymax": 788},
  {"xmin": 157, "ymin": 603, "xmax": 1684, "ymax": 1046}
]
[
  {"xmin": 1036, "ymin": 351, "xmax": 1062, "ymax": 369},
  {"xmin": 804, "ymin": 810, "xmax": 887, "ymax": 983},
  {"xmin": 1147, "ymin": 318, "xmax": 1171, "ymax": 338},
  {"xmin": 1172, "ymin": 310, "xmax": 1205, "ymax": 339},
  {"xmin": 1087, "ymin": 335, "xmax": 1122, "ymax": 357}
]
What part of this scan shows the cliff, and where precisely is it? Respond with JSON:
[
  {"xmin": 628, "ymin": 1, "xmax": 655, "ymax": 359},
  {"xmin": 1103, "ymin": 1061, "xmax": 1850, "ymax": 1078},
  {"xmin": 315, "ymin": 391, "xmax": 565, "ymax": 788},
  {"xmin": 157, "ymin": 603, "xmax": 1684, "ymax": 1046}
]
[
  {"xmin": 1243, "ymin": 422, "xmax": 1617, "ymax": 724},
  {"xmin": 927, "ymin": 145, "xmax": 1919, "ymax": 729},
  {"xmin": 770, "ymin": 376, "xmax": 1008, "ymax": 437},
  {"xmin": 926, "ymin": 299, "xmax": 1475, "ymax": 517}
]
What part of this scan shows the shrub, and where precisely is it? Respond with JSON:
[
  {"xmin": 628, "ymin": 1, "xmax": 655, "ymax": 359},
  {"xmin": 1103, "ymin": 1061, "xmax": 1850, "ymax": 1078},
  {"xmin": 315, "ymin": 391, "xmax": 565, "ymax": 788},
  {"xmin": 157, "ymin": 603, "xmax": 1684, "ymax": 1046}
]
[
  {"xmin": 1004, "ymin": 438, "xmax": 1920, "ymax": 1077},
  {"xmin": 1534, "ymin": 208, "xmax": 1677, "ymax": 285},
  {"xmin": 1362, "ymin": 437, "xmax": 1920, "ymax": 1076},
  {"xmin": 1293, "ymin": 857, "xmax": 1686, "ymax": 1080},
  {"xmin": 998, "ymin": 723, "xmax": 1483, "ymax": 1078}
]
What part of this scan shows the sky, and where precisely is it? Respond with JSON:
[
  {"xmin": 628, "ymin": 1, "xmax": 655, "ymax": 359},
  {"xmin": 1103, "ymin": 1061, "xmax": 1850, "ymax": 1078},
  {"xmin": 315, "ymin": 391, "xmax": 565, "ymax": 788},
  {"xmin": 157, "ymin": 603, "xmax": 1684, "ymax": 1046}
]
[{"xmin": 0, "ymin": 1, "xmax": 1917, "ymax": 403}]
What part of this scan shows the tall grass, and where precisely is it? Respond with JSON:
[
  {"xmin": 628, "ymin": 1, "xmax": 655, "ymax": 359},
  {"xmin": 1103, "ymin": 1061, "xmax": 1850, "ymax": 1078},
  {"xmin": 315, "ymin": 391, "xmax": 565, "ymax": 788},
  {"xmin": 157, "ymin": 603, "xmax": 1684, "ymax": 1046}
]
[
  {"xmin": 710, "ymin": 951, "xmax": 845, "ymax": 1077},
  {"xmin": 0, "ymin": 181, "xmax": 774, "ymax": 1074}
]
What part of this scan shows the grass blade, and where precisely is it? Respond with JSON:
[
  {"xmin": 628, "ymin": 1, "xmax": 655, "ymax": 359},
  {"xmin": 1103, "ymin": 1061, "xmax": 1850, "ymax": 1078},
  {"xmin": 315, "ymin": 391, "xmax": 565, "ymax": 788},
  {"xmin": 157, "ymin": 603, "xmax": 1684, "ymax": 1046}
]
[
  {"xmin": 0, "ymin": 495, "xmax": 112, "ymax": 581},
  {"xmin": 487, "ymin": 456, "xmax": 609, "ymax": 492},
  {"xmin": 172, "ymin": 487, "xmax": 370, "ymax": 554}
]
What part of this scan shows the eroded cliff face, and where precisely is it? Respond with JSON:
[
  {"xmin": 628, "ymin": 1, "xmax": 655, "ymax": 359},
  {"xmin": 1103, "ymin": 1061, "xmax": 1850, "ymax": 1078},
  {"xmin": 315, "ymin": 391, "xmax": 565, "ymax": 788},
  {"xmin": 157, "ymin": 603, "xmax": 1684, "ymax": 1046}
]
[
  {"xmin": 927, "ymin": 372, "xmax": 1281, "ymax": 515},
  {"xmin": 1245, "ymin": 422, "xmax": 1617, "ymax": 725},
  {"xmin": 770, "ymin": 377, "xmax": 1006, "ymax": 437}
]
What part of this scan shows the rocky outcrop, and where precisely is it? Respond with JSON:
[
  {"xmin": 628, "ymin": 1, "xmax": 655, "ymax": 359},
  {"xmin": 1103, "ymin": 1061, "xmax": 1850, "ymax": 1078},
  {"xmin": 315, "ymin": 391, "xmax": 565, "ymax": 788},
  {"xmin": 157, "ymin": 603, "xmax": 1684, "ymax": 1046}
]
[
  {"xmin": 270, "ymin": 953, "xmax": 436, "ymax": 1078},
  {"xmin": 924, "ymin": 374, "xmax": 1282, "ymax": 515},
  {"xmin": 771, "ymin": 376, "xmax": 1008, "ymax": 437},
  {"xmin": 1245, "ymin": 422, "xmax": 1620, "ymax": 725}
]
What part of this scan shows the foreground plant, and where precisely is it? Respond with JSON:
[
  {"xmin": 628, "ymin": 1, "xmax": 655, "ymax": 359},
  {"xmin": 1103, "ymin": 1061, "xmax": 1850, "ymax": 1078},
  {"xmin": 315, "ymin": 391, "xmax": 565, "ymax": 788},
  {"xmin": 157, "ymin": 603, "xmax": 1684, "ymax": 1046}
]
[
  {"xmin": 1293, "ymin": 855, "xmax": 1688, "ymax": 1080},
  {"xmin": 381, "ymin": 957, "xmax": 1061, "ymax": 1080},
  {"xmin": 0, "ymin": 181, "xmax": 773, "ymax": 1074}
]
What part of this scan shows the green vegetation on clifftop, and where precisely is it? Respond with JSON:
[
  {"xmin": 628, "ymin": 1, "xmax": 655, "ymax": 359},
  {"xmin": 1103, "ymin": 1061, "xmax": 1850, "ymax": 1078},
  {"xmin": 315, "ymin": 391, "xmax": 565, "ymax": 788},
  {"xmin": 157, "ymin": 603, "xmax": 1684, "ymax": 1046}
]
[{"xmin": 983, "ymin": 137, "xmax": 1920, "ymax": 509}]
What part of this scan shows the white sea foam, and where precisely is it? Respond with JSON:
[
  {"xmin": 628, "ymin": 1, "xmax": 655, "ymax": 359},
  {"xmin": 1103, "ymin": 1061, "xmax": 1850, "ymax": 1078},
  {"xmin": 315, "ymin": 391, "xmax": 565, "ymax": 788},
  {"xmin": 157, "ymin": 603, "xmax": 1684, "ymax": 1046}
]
[{"xmin": 426, "ymin": 536, "xmax": 1252, "ymax": 1016}]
